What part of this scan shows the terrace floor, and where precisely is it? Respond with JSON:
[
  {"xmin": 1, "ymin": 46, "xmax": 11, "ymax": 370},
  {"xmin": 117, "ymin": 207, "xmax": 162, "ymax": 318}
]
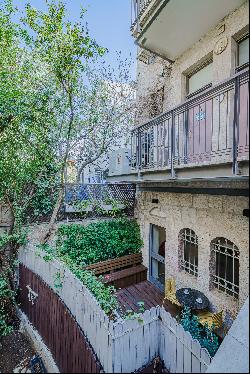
[
  {"xmin": 116, "ymin": 280, "xmax": 226, "ymax": 340},
  {"xmin": 115, "ymin": 280, "xmax": 180, "ymax": 318}
]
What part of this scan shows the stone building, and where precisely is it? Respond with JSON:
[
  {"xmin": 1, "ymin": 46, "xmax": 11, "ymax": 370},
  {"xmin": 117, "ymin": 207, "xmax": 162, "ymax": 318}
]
[{"xmin": 108, "ymin": 0, "xmax": 249, "ymax": 326}]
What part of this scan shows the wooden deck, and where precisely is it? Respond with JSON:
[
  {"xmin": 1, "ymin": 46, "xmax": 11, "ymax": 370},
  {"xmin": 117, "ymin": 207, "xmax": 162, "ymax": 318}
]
[{"xmin": 115, "ymin": 280, "xmax": 180, "ymax": 318}]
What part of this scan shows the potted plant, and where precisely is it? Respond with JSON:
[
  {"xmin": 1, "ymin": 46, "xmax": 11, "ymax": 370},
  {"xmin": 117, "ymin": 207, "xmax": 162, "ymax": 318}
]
[
  {"xmin": 75, "ymin": 200, "xmax": 93, "ymax": 213},
  {"xmin": 100, "ymin": 198, "xmax": 114, "ymax": 211},
  {"xmin": 114, "ymin": 202, "xmax": 126, "ymax": 210},
  {"xmin": 65, "ymin": 200, "xmax": 93, "ymax": 213}
]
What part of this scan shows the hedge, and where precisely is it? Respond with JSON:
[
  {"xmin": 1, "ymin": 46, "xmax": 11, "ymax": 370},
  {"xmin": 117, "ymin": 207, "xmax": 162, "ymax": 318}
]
[{"xmin": 56, "ymin": 218, "xmax": 143, "ymax": 266}]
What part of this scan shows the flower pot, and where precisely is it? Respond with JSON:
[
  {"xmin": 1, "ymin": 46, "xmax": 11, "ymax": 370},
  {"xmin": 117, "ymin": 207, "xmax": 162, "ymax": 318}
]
[
  {"xmin": 101, "ymin": 204, "xmax": 113, "ymax": 211},
  {"xmin": 116, "ymin": 204, "xmax": 125, "ymax": 210},
  {"xmin": 65, "ymin": 204, "xmax": 93, "ymax": 213}
]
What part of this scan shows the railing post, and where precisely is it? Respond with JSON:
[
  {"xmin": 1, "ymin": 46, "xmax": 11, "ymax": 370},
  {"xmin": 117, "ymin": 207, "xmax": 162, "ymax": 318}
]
[
  {"xmin": 232, "ymin": 75, "xmax": 240, "ymax": 175},
  {"xmin": 171, "ymin": 111, "xmax": 176, "ymax": 178},
  {"xmin": 136, "ymin": 0, "xmax": 141, "ymax": 33},
  {"xmin": 137, "ymin": 128, "xmax": 142, "ymax": 180}
]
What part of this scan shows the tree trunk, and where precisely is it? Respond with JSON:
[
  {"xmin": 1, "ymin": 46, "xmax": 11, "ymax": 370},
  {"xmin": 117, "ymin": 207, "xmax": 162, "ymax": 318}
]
[{"xmin": 41, "ymin": 187, "xmax": 64, "ymax": 244}]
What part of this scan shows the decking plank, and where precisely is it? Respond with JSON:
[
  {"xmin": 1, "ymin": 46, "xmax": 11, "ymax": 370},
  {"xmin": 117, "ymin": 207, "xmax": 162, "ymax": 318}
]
[
  {"xmin": 128, "ymin": 283, "xmax": 156, "ymax": 310},
  {"xmin": 115, "ymin": 281, "xmax": 179, "ymax": 318},
  {"xmin": 120, "ymin": 289, "xmax": 141, "ymax": 312},
  {"xmin": 135, "ymin": 281, "xmax": 163, "ymax": 306}
]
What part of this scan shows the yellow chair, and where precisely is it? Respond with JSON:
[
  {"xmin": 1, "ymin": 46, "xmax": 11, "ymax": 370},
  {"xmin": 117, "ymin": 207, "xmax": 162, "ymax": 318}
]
[
  {"xmin": 162, "ymin": 278, "xmax": 182, "ymax": 307},
  {"xmin": 197, "ymin": 310, "xmax": 224, "ymax": 330}
]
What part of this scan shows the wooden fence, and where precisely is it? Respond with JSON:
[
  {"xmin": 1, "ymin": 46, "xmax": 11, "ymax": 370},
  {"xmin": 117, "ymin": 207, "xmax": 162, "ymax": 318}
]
[
  {"xmin": 18, "ymin": 247, "xmax": 212, "ymax": 373},
  {"xmin": 110, "ymin": 307, "xmax": 212, "ymax": 373},
  {"xmin": 18, "ymin": 265, "xmax": 103, "ymax": 373}
]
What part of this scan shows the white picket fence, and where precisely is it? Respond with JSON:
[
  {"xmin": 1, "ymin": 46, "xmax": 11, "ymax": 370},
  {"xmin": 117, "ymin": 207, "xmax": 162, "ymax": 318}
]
[
  {"xmin": 110, "ymin": 307, "xmax": 212, "ymax": 373},
  {"xmin": 19, "ymin": 247, "xmax": 212, "ymax": 373}
]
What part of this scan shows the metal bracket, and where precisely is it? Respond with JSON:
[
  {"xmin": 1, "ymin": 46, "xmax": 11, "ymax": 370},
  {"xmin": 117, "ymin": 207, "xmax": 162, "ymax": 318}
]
[{"xmin": 26, "ymin": 285, "xmax": 38, "ymax": 305}]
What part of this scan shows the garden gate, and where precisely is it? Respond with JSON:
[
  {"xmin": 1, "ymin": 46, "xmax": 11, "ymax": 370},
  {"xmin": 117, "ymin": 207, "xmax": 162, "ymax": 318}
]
[{"xmin": 18, "ymin": 265, "xmax": 103, "ymax": 374}]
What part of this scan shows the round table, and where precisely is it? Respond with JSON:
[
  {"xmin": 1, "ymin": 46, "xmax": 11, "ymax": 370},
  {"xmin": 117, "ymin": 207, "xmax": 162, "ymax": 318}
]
[{"xmin": 176, "ymin": 288, "xmax": 209, "ymax": 310}]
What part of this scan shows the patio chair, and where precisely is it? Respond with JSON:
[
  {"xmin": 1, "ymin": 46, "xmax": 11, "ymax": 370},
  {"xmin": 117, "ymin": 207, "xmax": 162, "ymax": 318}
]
[
  {"xmin": 197, "ymin": 310, "xmax": 224, "ymax": 330},
  {"xmin": 163, "ymin": 278, "xmax": 182, "ymax": 307}
]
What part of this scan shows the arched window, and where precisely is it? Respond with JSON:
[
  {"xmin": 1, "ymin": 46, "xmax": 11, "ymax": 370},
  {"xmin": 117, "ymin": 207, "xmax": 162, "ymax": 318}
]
[
  {"xmin": 211, "ymin": 238, "xmax": 239, "ymax": 298},
  {"xmin": 179, "ymin": 229, "xmax": 198, "ymax": 277}
]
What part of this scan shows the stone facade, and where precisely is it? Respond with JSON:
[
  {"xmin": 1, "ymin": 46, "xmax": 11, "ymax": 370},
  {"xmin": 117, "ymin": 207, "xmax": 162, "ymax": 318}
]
[
  {"xmin": 136, "ymin": 1, "xmax": 249, "ymax": 123},
  {"xmin": 136, "ymin": 191, "xmax": 249, "ymax": 325}
]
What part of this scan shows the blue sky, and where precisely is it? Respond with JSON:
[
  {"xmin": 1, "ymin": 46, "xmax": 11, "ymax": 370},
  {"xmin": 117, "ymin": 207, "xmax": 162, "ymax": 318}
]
[{"xmin": 10, "ymin": 0, "xmax": 137, "ymax": 77}]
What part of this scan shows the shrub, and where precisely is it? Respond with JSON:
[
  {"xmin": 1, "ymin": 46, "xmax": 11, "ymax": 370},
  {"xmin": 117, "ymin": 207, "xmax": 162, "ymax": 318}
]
[
  {"xmin": 56, "ymin": 218, "xmax": 143, "ymax": 266},
  {"xmin": 180, "ymin": 306, "xmax": 220, "ymax": 357},
  {"xmin": 0, "ymin": 274, "xmax": 15, "ymax": 337}
]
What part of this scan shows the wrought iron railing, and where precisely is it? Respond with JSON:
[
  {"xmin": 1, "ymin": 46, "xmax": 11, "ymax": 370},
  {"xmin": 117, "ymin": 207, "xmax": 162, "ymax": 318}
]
[
  {"xmin": 131, "ymin": 0, "xmax": 155, "ymax": 30},
  {"xmin": 64, "ymin": 183, "xmax": 136, "ymax": 218},
  {"xmin": 131, "ymin": 68, "xmax": 249, "ymax": 176}
]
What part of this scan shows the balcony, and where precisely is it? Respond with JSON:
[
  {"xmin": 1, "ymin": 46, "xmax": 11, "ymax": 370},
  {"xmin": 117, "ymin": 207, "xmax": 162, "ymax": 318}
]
[
  {"xmin": 131, "ymin": 0, "xmax": 246, "ymax": 61},
  {"xmin": 108, "ymin": 69, "xmax": 249, "ymax": 194}
]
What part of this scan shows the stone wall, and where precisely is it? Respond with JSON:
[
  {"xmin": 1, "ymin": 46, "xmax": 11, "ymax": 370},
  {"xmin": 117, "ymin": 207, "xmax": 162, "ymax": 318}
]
[
  {"xmin": 207, "ymin": 297, "xmax": 249, "ymax": 373},
  {"xmin": 136, "ymin": 191, "xmax": 249, "ymax": 324},
  {"xmin": 136, "ymin": 1, "xmax": 249, "ymax": 124}
]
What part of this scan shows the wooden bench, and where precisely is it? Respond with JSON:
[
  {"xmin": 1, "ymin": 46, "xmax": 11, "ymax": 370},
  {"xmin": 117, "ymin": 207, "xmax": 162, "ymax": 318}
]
[
  {"xmin": 83, "ymin": 253, "xmax": 143, "ymax": 275},
  {"xmin": 83, "ymin": 253, "xmax": 147, "ymax": 289},
  {"xmin": 102, "ymin": 264, "xmax": 147, "ymax": 289}
]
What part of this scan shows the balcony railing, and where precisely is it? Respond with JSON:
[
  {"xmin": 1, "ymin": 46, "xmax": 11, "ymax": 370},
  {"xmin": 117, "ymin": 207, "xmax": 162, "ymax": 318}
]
[
  {"xmin": 131, "ymin": 69, "xmax": 249, "ymax": 176},
  {"xmin": 131, "ymin": 0, "xmax": 156, "ymax": 31}
]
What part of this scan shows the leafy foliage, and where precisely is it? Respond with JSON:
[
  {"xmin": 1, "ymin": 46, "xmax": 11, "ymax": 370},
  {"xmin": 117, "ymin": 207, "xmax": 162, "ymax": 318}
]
[
  {"xmin": 56, "ymin": 218, "xmax": 143, "ymax": 266},
  {"xmin": 0, "ymin": 274, "xmax": 15, "ymax": 337},
  {"xmin": 38, "ymin": 244, "xmax": 119, "ymax": 315},
  {"xmin": 64, "ymin": 258, "xmax": 119, "ymax": 316},
  {"xmin": 180, "ymin": 306, "xmax": 220, "ymax": 357}
]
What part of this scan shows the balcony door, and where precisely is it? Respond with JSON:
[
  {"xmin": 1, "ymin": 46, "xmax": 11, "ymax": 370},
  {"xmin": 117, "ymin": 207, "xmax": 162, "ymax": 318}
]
[{"xmin": 149, "ymin": 224, "xmax": 166, "ymax": 291}]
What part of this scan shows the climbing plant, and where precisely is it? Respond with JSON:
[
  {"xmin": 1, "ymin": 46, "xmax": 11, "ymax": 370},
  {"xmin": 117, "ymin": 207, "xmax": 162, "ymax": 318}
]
[{"xmin": 37, "ymin": 244, "xmax": 119, "ymax": 316}]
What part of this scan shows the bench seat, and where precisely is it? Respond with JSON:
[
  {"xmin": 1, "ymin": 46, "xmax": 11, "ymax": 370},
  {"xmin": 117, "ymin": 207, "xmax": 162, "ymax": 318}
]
[{"xmin": 102, "ymin": 265, "xmax": 147, "ymax": 289}]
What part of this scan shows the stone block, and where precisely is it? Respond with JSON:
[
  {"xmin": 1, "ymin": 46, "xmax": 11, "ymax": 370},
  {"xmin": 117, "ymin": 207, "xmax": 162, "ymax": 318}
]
[
  {"xmin": 208, "ymin": 195, "xmax": 223, "ymax": 212},
  {"xmin": 193, "ymin": 195, "xmax": 209, "ymax": 209},
  {"xmin": 222, "ymin": 196, "xmax": 249, "ymax": 215}
]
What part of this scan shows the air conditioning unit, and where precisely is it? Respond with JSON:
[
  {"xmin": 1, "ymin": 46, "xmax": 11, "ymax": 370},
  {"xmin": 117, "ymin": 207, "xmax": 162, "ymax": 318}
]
[{"xmin": 108, "ymin": 149, "xmax": 132, "ymax": 176}]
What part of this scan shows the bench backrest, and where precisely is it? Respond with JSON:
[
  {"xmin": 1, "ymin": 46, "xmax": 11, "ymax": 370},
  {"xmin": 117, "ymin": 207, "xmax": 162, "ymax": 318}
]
[{"xmin": 83, "ymin": 253, "xmax": 143, "ymax": 275}]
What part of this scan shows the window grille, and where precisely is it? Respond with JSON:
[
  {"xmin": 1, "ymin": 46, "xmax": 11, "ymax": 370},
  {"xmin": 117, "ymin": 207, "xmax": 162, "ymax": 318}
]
[
  {"xmin": 180, "ymin": 229, "xmax": 198, "ymax": 277},
  {"xmin": 211, "ymin": 238, "xmax": 239, "ymax": 298}
]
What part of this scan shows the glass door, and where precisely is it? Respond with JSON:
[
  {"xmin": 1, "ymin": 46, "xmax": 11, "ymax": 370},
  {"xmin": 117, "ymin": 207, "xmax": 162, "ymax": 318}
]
[{"xmin": 149, "ymin": 224, "xmax": 166, "ymax": 291}]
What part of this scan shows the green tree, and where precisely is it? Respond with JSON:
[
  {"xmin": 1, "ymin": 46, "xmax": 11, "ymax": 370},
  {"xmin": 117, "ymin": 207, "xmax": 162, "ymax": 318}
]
[
  {"xmin": 23, "ymin": 0, "xmax": 106, "ymax": 241},
  {"xmin": 0, "ymin": 0, "xmax": 61, "ymax": 334}
]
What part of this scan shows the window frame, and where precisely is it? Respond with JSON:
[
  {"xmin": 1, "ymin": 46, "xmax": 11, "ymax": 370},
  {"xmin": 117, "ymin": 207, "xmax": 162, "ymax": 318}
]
[
  {"xmin": 236, "ymin": 34, "xmax": 249, "ymax": 73},
  {"xmin": 186, "ymin": 59, "xmax": 213, "ymax": 99},
  {"xmin": 179, "ymin": 228, "xmax": 199, "ymax": 277},
  {"xmin": 210, "ymin": 238, "xmax": 240, "ymax": 299}
]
